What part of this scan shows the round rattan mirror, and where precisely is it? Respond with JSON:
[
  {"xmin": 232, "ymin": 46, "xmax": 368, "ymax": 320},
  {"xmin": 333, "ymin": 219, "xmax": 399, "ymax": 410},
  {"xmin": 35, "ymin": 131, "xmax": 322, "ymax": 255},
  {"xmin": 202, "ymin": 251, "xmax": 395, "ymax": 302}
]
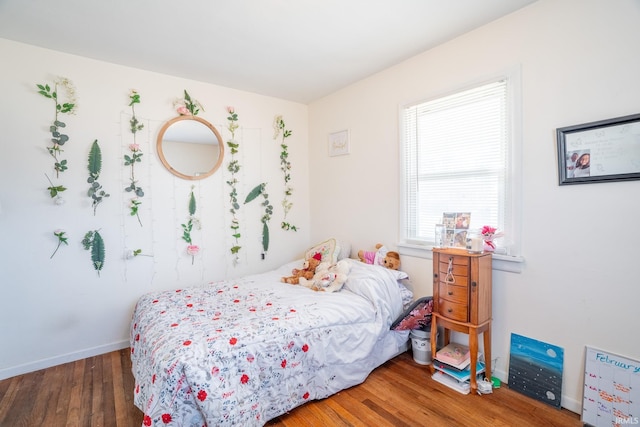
[{"xmin": 156, "ymin": 115, "xmax": 224, "ymax": 180}]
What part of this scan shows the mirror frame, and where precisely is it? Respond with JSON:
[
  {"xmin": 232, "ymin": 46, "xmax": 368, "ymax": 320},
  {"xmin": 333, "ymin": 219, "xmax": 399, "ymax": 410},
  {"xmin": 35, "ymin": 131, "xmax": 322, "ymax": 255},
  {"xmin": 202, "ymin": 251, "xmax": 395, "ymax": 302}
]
[{"xmin": 156, "ymin": 115, "xmax": 224, "ymax": 180}]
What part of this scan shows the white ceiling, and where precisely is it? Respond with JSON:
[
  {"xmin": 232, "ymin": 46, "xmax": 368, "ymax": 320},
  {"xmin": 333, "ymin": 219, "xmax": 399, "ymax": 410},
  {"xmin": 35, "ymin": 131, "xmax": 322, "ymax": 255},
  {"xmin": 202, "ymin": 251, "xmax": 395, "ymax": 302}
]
[{"xmin": 0, "ymin": 0, "xmax": 537, "ymax": 104}]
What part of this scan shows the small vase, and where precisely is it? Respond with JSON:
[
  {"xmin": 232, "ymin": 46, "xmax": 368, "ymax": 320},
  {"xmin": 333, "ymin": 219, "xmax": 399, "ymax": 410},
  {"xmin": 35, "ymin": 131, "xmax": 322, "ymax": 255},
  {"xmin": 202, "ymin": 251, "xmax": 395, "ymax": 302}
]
[{"xmin": 483, "ymin": 236, "xmax": 495, "ymax": 252}]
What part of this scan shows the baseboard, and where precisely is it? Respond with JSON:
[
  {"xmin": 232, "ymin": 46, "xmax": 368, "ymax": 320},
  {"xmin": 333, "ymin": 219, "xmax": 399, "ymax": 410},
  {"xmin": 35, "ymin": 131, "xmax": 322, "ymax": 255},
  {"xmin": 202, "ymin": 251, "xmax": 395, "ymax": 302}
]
[
  {"xmin": 0, "ymin": 340, "xmax": 130, "ymax": 381},
  {"xmin": 493, "ymin": 368, "xmax": 582, "ymax": 415}
]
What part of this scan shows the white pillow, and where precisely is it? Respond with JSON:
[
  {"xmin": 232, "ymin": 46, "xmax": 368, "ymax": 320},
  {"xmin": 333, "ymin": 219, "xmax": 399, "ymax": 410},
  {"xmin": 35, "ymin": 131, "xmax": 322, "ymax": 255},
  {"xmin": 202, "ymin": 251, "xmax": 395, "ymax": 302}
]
[
  {"xmin": 386, "ymin": 269, "xmax": 408, "ymax": 281},
  {"xmin": 337, "ymin": 240, "xmax": 351, "ymax": 260},
  {"xmin": 305, "ymin": 238, "xmax": 341, "ymax": 264}
]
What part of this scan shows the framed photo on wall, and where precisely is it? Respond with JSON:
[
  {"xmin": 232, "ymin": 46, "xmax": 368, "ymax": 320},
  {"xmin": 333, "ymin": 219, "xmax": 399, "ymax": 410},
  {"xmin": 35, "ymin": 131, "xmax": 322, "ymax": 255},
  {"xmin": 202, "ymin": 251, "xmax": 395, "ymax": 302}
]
[
  {"xmin": 328, "ymin": 129, "xmax": 350, "ymax": 156},
  {"xmin": 556, "ymin": 113, "xmax": 640, "ymax": 185}
]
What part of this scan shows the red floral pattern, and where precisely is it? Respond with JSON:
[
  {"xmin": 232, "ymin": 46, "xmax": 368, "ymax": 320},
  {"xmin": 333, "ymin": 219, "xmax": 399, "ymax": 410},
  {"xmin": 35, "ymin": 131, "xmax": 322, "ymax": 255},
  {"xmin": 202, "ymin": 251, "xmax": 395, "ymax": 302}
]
[{"xmin": 130, "ymin": 260, "xmax": 410, "ymax": 426}]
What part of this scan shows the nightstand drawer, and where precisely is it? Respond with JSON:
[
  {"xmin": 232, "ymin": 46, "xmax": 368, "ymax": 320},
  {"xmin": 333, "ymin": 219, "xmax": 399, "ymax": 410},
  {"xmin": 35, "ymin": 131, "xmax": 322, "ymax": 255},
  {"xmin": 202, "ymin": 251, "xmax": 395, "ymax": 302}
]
[
  {"xmin": 437, "ymin": 258, "xmax": 469, "ymax": 287},
  {"xmin": 438, "ymin": 254, "xmax": 469, "ymax": 269},
  {"xmin": 437, "ymin": 282, "xmax": 468, "ymax": 304},
  {"xmin": 438, "ymin": 299, "xmax": 468, "ymax": 322}
]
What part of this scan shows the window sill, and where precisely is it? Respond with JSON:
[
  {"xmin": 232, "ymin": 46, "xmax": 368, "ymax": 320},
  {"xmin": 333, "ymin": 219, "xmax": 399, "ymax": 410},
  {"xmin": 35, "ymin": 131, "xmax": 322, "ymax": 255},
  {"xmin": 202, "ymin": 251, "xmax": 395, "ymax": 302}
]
[{"xmin": 398, "ymin": 242, "xmax": 524, "ymax": 273}]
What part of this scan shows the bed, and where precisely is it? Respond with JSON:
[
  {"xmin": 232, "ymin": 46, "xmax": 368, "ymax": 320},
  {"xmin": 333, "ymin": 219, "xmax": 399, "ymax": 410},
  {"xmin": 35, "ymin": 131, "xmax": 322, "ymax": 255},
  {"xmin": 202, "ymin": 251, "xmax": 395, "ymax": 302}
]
[{"xmin": 129, "ymin": 255, "xmax": 414, "ymax": 426}]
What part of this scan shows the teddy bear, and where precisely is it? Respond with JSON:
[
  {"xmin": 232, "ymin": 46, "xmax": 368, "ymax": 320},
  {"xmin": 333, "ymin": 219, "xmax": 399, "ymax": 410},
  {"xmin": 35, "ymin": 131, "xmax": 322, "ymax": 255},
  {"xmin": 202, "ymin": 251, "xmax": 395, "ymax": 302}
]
[
  {"xmin": 299, "ymin": 259, "xmax": 350, "ymax": 293},
  {"xmin": 281, "ymin": 252, "xmax": 322, "ymax": 284},
  {"xmin": 357, "ymin": 243, "xmax": 401, "ymax": 270}
]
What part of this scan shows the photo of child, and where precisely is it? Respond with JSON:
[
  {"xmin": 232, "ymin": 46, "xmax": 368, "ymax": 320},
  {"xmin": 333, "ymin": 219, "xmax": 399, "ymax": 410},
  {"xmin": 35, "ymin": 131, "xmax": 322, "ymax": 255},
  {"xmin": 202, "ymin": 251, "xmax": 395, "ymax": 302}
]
[{"xmin": 442, "ymin": 212, "xmax": 471, "ymax": 248}]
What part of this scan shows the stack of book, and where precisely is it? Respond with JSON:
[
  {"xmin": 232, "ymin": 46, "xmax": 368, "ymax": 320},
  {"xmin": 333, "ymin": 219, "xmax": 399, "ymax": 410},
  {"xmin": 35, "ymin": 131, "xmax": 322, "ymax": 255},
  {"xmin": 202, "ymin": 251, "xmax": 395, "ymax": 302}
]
[{"xmin": 431, "ymin": 342, "xmax": 485, "ymax": 395}]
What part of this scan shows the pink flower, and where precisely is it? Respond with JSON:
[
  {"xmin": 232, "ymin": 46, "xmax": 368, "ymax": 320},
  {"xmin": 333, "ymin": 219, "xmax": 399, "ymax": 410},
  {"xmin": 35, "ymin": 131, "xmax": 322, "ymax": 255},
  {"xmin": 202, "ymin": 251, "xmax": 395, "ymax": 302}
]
[
  {"xmin": 187, "ymin": 245, "xmax": 200, "ymax": 265},
  {"xmin": 176, "ymin": 105, "xmax": 191, "ymax": 115},
  {"xmin": 226, "ymin": 106, "xmax": 235, "ymax": 114},
  {"xmin": 480, "ymin": 225, "xmax": 504, "ymax": 251},
  {"xmin": 129, "ymin": 143, "xmax": 140, "ymax": 152},
  {"xmin": 481, "ymin": 225, "xmax": 497, "ymax": 236}
]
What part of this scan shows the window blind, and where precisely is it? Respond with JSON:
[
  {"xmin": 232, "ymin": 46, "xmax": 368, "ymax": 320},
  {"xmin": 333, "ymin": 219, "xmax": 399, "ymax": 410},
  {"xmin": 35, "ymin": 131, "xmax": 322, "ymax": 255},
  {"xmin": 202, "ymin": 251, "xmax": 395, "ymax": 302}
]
[{"xmin": 402, "ymin": 79, "xmax": 510, "ymax": 245}]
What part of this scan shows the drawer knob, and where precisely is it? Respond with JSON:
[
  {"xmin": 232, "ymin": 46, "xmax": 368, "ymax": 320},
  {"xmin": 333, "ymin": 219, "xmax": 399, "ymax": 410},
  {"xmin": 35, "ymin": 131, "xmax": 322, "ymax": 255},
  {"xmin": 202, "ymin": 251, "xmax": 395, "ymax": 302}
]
[
  {"xmin": 472, "ymin": 281, "xmax": 477, "ymax": 287},
  {"xmin": 447, "ymin": 291, "xmax": 453, "ymax": 296},
  {"xmin": 447, "ymin": 308, "xmax": 453, "ymax": 313}
]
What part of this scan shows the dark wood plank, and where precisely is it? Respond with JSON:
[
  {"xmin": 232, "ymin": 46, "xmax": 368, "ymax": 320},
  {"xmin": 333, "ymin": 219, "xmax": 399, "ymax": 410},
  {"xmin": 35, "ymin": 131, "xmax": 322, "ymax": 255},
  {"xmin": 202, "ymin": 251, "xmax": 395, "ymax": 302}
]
[
  {"xmin": 0, "ymin": 349, "xmax": 581, "ymax": 427},
  {"xmin": 65, "ymin": 356, "xmax": 86, "ymax": 426}
]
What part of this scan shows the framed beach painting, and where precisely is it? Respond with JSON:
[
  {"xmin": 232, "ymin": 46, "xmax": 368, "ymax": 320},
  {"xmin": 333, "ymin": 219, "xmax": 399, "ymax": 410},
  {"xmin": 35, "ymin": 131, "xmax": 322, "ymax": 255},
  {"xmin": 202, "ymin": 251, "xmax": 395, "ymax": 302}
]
[{"xmin": 508, "ymin": 333, "xmax": 564, "ymax": 408}]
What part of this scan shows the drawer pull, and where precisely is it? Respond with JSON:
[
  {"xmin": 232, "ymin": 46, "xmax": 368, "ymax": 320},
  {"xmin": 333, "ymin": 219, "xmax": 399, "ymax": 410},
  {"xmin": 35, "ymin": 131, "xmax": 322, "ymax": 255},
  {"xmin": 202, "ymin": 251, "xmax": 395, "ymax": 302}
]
[
  {"xmin": 445, "ymin": 258, "xmax": 456, "ymax": 284},
  {"xmin": 447, "ymin": 308, "xmax": 453, "ymax": 313},
  {"xmin": 472, "ymin": 281, "xmax": 477, "ymax": 287},
  {"xmin": 447, "ymin": 291, "xmax": 453, "ymax": 296}
]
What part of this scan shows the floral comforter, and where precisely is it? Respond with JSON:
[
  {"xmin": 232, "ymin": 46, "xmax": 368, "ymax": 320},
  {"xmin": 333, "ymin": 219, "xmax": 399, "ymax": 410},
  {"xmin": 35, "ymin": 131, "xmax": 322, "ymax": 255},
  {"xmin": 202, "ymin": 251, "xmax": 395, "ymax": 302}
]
[{"xmin": 130, "ymin": 259, "xmax": 410, "ymax": 427}]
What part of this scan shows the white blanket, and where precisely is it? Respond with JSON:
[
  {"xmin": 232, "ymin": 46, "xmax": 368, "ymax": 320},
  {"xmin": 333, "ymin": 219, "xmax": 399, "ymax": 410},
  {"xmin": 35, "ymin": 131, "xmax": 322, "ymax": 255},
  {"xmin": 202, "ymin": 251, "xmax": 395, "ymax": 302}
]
[{"xmin": 130, "ymin": 259, "xmax": 410, "ymax": 426}]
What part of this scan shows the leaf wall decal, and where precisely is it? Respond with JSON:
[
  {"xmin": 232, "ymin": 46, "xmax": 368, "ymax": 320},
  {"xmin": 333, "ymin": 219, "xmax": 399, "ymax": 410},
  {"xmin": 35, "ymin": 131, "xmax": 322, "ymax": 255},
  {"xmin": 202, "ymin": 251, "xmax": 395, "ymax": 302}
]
[
  {"xmin": 88, "ymin": 140, "xmax": 102, "ymax": 177},
  {"xmin": 91, "ymin": 231, "xmax": 105, "ymax": 275}
]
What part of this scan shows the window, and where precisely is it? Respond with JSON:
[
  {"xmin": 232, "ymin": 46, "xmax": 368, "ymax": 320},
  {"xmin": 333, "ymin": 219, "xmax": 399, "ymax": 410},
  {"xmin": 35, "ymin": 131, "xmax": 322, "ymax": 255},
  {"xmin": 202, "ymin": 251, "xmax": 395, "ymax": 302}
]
[{"xmin": 400, "ymin": 74, "xmax": 521, "ymax": 257}]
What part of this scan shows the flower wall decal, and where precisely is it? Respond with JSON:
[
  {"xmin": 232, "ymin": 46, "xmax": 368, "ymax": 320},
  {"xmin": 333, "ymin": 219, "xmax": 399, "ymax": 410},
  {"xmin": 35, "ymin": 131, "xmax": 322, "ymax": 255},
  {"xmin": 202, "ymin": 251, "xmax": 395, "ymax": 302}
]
[
  {"xmin": 181, "ymin": 186, "xmax": 201, "ymax": 265},
  {"xmin": 174, "ymin": 90, "xmax": 203, "ymax": 116},
  {"xmin": 225, "ymin": 106, "xmax": 242, "ymax": 263},
  {"xmin": 36, "ymin": 77, "xmax": 77, "ymax": 179},
  {"xmin": 124, "ymin": 90, "xmax": 145, "ymax": 226},
  {"xmin": 45, "ymin": 173, "xmax": 66, "ymax": 205},
  {"xmin": 244, "ymin": 183, "xmax": 272, "ymax": 254},
  {"xmin": 87, "ymin": 140, "xmax": 110, "ymax": 215},
  {"xmin": 50, "ymin": 229, "xmax": 68, "ymax": 259},
  {"xmin": 82, "ymin": 230, "xmax": 105, "ymax": 276},
  {"xmin": 273, "ymin": 115, "xmax": 298, "ymax": 232}
]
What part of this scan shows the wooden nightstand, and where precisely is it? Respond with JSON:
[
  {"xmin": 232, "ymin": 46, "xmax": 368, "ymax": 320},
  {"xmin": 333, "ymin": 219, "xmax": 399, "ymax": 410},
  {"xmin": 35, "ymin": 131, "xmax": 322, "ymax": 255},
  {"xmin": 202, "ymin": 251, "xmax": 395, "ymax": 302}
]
[{"xmin": 430, "ymin": 248, "xmax": 492, "ymax": 392}]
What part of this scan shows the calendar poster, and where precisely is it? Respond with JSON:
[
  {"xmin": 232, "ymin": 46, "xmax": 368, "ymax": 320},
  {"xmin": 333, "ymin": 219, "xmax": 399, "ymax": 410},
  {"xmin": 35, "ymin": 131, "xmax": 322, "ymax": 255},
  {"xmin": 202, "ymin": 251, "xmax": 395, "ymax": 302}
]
[{"xmin": 582, "ymin": 346, "xmax": 640, "ymax": 426}]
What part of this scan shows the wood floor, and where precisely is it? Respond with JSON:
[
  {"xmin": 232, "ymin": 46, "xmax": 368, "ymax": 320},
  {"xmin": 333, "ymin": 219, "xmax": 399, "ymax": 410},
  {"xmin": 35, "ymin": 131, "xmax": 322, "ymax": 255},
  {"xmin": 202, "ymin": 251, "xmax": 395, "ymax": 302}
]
[{"xmin": 0, "ymin": 349, "xmax": 581, "ymax": 427}]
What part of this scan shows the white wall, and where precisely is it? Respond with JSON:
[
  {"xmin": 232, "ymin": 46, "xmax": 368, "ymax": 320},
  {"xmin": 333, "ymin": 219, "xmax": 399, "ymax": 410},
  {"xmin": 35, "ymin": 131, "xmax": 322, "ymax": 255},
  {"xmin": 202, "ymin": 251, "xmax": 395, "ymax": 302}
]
[
  {"xmin": 0, "ymin": 39, "xmax": 310, "ymax": 379},
  {"xmin": 309, "ymin": 0, "xmax": 640, "ymax": 413}
]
